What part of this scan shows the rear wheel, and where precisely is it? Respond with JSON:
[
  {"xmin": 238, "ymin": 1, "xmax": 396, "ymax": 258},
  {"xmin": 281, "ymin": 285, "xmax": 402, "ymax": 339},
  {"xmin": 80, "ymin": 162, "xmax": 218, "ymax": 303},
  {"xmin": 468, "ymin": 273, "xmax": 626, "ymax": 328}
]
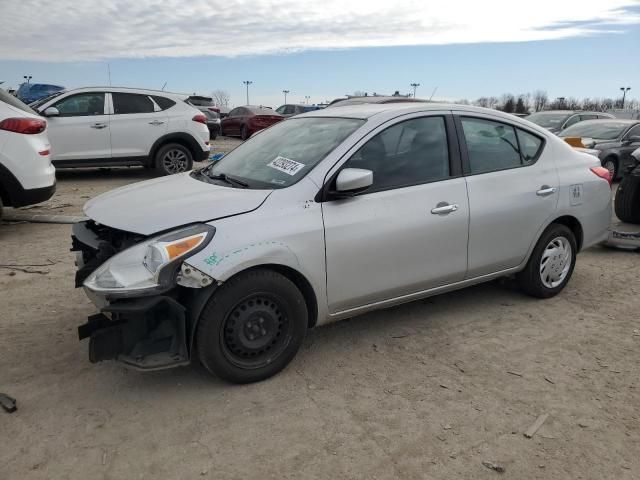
[
  {"xmin": 154, "ymin": 143, "xmax": 193, "ymax": 175},
  {"xmin": 602, "ymin": 156, "xmax": 618, "ymax": 181},
  {"xmin": 240, "ymin": 125, "xmax": 250, "ymax": 141},
  {"xmin": 196, "ymin": 269, "xmax": 308, "ymax": 383},
  {"xmin": 615, "ymin": 175, "xmax": 640, "ymax": 224},
  {"xmin": 517, "ymin": 224, "xmax": 577, "ymax": 298}
]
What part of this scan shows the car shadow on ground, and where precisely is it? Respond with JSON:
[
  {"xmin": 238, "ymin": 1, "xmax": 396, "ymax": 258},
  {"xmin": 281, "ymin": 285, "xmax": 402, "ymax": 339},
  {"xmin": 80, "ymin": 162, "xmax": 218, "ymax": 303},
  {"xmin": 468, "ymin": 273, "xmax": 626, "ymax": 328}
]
[{"xmin": 54, "ymin": 166, "xmax": 154, "ymax": 182}]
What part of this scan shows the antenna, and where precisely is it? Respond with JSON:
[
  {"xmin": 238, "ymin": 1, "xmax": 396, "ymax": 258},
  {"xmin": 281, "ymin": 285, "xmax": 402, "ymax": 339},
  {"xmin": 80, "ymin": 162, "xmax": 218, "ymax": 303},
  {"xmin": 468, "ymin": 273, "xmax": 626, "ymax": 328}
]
[
  {"xmin": 161, "ymin": 82, "xmax": 167, "ymax": 91},
  {"xmin": 429, "ymin": 86, "xmax": 438, "ymax": 101},
  {"xmin": 107, "ymin": 63, "xmax": 112, "ymax": 86}
]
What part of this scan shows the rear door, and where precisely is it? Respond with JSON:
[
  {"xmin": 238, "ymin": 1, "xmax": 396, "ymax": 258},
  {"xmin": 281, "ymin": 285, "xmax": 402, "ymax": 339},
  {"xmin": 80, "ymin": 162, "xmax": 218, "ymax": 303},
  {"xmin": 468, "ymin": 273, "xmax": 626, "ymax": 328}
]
[
  {"xmin": 45, "ymin": 91, "xmax": 111, "ymax": 163},
  {"xmin": 456, "ymin": 113, "xmax": 559, "ymax": 277},
  {"xmin": 109, "ymin": 92, "xmax": 168, "ymax": 158}
]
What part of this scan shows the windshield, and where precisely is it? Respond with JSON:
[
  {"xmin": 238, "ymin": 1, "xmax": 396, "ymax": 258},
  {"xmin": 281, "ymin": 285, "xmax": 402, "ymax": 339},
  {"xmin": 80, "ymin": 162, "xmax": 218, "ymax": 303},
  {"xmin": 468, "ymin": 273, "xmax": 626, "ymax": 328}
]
[
  {"xmin": 560, "ymin": 121, "xmax": 629, "ymax": 140},
  {"xmin": 203, "ymin": 117, "xmax": 365, "ymax": 188},
  {"xmin": 29, "ymin": 91, "xmax": 65, "ymax": 109},
  {"xmin": 525, "ymin": 112, "xmax": 569, "ymax": 128}
]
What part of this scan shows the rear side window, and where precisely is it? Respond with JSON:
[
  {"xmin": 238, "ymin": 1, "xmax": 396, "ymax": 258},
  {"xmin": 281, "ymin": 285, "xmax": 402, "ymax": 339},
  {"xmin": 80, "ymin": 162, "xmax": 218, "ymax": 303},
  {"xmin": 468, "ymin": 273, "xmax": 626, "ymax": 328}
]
[
  {"xmin": 152, "ymin": 95, "xmax": 176, "ymax": 110},
  {"xmin": 112, "ymin": 93, "xmax": 155, "ymax": 114},
  {"xmin": 461, "ymin": 117, "xmax": 543, "ymax": 173},
  {"xmin": 343, "ymin": 116, "xmax": 450, "ymax": 193},
  {"xmin": 53, "ymin": 93, "xmax": 105, "ymax": 117}
]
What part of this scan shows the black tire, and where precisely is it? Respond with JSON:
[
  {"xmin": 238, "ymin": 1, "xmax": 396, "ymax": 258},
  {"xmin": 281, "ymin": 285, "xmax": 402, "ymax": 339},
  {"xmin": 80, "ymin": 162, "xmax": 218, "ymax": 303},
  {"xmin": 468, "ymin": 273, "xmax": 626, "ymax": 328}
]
[
  {"xmin": 240, "ymin": 125, "xmax": 249, "ymax": 141},
  {"xmin": 154, "ymin": 143, "xmax": 193, "ymax": 175},
  {"xmin": 615, "ymin": 175, "xmax": 640, "ymax": 224},
  {"xmin": 602, "ymin": 156, "xmax": 618, "ymax": 181},
  {"xmin": 517, "ymin": 224, "xmax": 577, "ymax": 298},
  {"xmin": 196, "ymin": 269, "xmax": 308, "ymax": 384}
]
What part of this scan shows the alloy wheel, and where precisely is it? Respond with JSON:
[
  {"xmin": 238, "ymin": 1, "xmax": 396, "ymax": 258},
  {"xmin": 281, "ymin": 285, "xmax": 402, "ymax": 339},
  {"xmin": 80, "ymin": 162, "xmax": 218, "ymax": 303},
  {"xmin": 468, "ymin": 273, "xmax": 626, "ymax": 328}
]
[{"xmin": 162, "ymin": 149, "xmax": 189, "ymax": 174}]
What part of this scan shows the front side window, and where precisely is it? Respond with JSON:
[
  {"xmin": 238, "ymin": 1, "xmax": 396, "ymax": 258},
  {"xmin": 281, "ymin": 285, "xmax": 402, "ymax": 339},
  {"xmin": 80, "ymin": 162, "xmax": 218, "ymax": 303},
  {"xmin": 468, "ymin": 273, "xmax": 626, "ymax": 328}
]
[
  {"xmin": 112, "ymin": 93, "xmax": 155, "ymax": 114},
  {"xmin": 563, "ymin": 115, "xmax": 580, "ymax": 128},
  {"xmin": 275, "ymin": 105, "xmax": 286, "ymax": 114},
  {"xmin": 53, "ymin": 93, "xmax": 105, "ymax": 117},
  {"xmin": 202, "ymin": 117, "xmax": 365, "ymax": 189},
  {"xmin": 342, "ymin": 116, "xmax": 450, "ymax": 193},
  {"xmin": 626, "ymin": 125, "xmax": 640, "ymax": 139}
]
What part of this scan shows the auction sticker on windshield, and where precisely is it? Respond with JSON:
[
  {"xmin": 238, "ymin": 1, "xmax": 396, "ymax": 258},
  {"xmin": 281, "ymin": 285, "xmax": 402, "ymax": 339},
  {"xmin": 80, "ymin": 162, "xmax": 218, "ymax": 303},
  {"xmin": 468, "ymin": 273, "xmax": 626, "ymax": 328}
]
[{"xmin": 267, "ymin": 156, "xmax": 305, "ymax": 176}]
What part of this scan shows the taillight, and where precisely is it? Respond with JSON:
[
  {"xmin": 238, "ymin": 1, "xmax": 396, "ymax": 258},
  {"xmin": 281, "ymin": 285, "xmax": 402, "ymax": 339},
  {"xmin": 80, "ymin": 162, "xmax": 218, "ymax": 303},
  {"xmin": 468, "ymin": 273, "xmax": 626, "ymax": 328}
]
[
  {"xmin": 192, "ymin": 114, "xmax": 207, "ymax": 124},
  {"xmin": 0, "ymin": 117, "xmax": 47, "ymax": 134},
  {"xmin": 39, "ymin": 149, "xmax": 50, "ymax": 156},
  {"xmin": 590, "ymin": 166, "xmax": 612, "ymax": 186}
]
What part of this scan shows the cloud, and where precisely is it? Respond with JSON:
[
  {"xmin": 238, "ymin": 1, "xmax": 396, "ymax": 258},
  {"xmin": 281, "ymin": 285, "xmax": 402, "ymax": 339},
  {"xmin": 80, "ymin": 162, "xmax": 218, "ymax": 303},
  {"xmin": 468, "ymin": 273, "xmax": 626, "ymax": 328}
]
[{"xmin": 1, "ymin": 0, "xmax": 639, "ymax": 61}]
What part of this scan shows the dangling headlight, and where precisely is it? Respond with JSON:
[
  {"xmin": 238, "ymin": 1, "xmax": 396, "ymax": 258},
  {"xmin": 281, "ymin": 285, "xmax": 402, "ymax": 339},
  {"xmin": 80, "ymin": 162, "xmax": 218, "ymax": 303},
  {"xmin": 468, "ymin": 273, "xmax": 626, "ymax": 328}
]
[{"xmin": 84, "ymin": 224, "xmax": 215, "ymax": 297}]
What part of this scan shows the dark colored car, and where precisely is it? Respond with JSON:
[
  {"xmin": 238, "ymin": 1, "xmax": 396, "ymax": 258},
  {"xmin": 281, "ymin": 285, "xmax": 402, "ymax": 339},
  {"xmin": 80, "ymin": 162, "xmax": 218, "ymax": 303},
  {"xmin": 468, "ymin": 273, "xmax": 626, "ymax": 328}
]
[
  {"xmin": 614, "ymin": 147, "xmax": 640, "ymax": 224},
  {"xmin": 16, "ymin": 83, "xmax": 66, "ymax": 104},
  {"xmin": 525, "ymin": 110, "xmax": 614, "ymax": 134},
  {"xmin": 186, "ymin": 95, "xmax": 220, "ymax": 139},
  {"xmin": 220, "ymin": 106, "xmax": 283, "ymax": 140},
  {"xmin": 275, "ymin": 104, "xmax": 322, "ymax": 117},
  {"xmin": 559, "ymin": 119, "xmax": 640, "ymax": 180},
  {"xmin": 327, "ymin": 95, "xmax": 426, "ymax": 108}
]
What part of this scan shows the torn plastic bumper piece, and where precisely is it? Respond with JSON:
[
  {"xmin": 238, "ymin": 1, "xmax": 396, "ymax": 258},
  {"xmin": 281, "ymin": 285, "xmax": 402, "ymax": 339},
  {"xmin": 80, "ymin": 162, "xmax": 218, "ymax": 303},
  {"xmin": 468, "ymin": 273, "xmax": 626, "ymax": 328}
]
[{"xmin": 78, "ymin": 296, "xmax": 189, "ymax": 371}]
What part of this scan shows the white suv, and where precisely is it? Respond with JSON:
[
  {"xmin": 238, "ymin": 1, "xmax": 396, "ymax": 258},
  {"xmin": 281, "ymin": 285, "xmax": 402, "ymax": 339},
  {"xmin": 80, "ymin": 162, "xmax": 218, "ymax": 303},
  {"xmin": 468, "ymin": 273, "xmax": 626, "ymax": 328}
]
[
  {"xmin": 35, "ymin": 87, "xmax": 210, "ymax": 175},
  {"xmin": 0, "ymin": 89, "xmax": 56, "ymax": 219}
]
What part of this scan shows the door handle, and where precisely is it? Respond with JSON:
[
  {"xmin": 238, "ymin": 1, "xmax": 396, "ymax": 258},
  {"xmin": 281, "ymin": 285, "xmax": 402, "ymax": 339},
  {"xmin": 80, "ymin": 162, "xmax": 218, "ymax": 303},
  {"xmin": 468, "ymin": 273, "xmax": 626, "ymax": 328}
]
[
  {"xmin": 431, "ymin": 203, "xmax": 459, "ymax": 215},
  {"xmin": 90, "ymin": 123, "xmax": 107, "ymax": 129},
  {"xmin": 536, "ymin": 186, "xmax": 556, "ymax": 197},
  {"xmin": 149, "ymin": 120, "xmax": 165, "ymax": 126}
]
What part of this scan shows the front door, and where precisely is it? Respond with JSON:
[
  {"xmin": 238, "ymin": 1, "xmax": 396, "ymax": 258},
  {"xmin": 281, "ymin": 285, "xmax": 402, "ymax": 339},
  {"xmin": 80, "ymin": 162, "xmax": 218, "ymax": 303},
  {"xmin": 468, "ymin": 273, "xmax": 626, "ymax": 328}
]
[
  {"xmin": 323, "ymin": 114, "xmax": 469, "ymax": 313},
  {"xmin": 108, "ymin": 92, "xmax": 168, "ymax": 158},
  {"xmin": 456, "ymin": 114, "xmax": 559, "ymax": 277},
  {"xmin": 46, "ymin": 92, "xmax": 111, "ymax": 163}
]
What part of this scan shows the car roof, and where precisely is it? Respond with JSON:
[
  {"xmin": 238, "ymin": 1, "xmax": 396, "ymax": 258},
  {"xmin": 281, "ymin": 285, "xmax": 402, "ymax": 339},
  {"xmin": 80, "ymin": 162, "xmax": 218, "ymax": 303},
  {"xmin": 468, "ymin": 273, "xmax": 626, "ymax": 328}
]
[
  {"xmin": 328, "ymin": 96, "xmax": 425, "ymax": 108},
  {"xmin": 57, "ymin": 86, "xmax": 189, "ymax": 99},
  {"xmin": 297, "ymin": 102, "xmax": 532, "ymax": 121}
]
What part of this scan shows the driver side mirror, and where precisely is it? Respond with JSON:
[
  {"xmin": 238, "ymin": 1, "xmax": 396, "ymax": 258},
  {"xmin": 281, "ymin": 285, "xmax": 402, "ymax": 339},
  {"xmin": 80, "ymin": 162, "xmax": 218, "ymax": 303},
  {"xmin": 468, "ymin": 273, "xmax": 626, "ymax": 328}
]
[
  {"xmin": 332, "ymin": 168, "xmax": 373, "ymax": 197},
  {"xmin": 43, "ymin": 107, "xmax": 60, "ymax": 117}
]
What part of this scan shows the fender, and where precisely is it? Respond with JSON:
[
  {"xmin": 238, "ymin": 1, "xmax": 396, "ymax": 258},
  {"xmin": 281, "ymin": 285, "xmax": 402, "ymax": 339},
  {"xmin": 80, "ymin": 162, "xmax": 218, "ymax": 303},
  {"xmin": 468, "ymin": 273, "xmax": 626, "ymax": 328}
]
[{"xmin": 148, "ymin": 132, "xmax": 204, "ymax": 163}]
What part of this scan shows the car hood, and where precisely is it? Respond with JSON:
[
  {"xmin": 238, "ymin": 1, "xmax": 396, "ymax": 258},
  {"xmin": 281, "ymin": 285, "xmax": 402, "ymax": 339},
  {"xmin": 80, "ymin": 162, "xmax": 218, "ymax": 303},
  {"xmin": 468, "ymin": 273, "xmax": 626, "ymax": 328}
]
[{"xmin": 84, "ymin": 172, "xmax": 272, "ymax": 235}]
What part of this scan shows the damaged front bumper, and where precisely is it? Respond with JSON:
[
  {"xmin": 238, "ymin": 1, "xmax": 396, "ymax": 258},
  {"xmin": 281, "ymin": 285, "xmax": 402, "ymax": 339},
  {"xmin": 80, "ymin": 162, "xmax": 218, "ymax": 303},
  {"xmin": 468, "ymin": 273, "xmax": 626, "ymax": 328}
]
[{"xmin": 72, "ymin": 220, "xmax": 217, "ymax": 371}]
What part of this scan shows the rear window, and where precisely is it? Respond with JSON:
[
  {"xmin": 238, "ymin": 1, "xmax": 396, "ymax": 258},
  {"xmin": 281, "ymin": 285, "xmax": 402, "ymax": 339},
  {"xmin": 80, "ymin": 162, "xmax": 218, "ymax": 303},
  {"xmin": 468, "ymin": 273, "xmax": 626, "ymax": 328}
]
[
  {"xmin": 112, "ymin": 93, "xmax": 155, "ymax": 114},
  {"xmin": 188, "ymin": 96, "xmax": 214, "ymax": 107},
  {"xmin": 0, "ymin": 88, "xmax": 38, "ymax": 115},
  {"xmin": 152, "ymin": 95, "xmax": 176, "ymax": 110}
]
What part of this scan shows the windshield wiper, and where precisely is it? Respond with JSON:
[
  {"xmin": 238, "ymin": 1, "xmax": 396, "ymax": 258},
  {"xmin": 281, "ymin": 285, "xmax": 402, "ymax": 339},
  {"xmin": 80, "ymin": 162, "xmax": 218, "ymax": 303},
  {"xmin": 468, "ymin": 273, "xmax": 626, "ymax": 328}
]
[{"xmin": 207, "ymin": 172, "xmax": 249, "ymax": 188}]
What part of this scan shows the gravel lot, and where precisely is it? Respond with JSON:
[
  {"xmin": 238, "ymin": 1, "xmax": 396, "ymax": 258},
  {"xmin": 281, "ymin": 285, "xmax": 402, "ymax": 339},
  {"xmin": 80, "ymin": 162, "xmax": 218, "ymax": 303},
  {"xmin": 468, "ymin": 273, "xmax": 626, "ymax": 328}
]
[{"xmin": 1, "ymin": 139, "xmax": 639, "ymax": 479}]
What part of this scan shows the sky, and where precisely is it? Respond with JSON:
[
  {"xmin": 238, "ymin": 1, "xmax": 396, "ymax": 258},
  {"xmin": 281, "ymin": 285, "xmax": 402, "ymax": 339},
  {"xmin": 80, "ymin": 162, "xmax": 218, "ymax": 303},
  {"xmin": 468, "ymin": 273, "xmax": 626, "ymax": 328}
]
[{"xmin": 1, "ymin": 0, "xmax": 639, "ymax": 108}]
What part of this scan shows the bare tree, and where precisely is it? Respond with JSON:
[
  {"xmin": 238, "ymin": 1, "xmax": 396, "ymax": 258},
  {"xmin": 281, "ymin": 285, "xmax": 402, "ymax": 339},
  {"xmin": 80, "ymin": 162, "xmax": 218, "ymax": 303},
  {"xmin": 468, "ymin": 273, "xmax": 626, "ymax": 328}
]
[
  {"xmin": 532, "ymin": 90, "xmax": 548, "ymax": 112},
  {"xmin": 211, "ymin": 89, "xmax": 230, "ymax": 107},
  {"xmin": 474, "ymin": 97, "xmax": 490, "ymax": 108}
]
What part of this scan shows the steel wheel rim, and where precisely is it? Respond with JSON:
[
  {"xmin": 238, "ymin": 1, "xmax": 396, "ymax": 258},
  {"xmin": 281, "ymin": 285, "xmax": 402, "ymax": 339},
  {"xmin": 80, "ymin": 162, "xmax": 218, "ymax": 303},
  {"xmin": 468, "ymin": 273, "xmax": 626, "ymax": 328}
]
[
  {"xmin": 603, "ymin": 160, "xmax": 615, "ymax": 179},
  {"xmin": 162, "ymin": 149, "xmax": 188, "ymax": 174},
  {"xmin": 220, "ymin": 293, "xmax": 292, "ymax": 369},
  {"xmin": 539, "ymin": 236, "xmax": 572, "ymax": 288}
]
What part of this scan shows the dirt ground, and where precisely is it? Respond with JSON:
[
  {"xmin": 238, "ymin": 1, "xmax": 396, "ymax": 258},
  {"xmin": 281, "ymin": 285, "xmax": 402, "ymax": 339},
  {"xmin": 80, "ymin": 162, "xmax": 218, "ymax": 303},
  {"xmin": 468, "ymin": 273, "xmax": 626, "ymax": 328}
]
[{"xmin": 1, "ymin": 142, "xmax": 639, "ymax": 479}]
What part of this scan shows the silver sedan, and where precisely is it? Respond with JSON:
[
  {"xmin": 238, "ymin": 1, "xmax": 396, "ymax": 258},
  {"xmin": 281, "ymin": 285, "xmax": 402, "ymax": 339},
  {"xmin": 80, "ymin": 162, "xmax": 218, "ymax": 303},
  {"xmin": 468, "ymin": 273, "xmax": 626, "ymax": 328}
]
[{"xmin": 75, "ymin": 103, "xmax": 612, "ymax": 383}]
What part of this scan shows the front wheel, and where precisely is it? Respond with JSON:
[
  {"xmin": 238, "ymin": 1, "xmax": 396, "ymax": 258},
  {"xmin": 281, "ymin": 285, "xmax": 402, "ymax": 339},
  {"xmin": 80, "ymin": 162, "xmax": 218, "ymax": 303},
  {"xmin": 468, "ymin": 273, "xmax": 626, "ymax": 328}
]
[
  {"xmin": 517, "ymin": 224, "xmax": 577, "ymax": 298},
  {"xmin": 602, "ymin": 157, "xmax": 618, "ymax": 181},
  {"xmin": 240, "ymin": 125, "xmax": 250, "ymax": 141},
  {"xmin": 196, "ymin": 269, "xmax": 308, "ymax": 384},
  {"xmin": 154, "ymin": 143, "xmax": 193, "ymax": 175}
]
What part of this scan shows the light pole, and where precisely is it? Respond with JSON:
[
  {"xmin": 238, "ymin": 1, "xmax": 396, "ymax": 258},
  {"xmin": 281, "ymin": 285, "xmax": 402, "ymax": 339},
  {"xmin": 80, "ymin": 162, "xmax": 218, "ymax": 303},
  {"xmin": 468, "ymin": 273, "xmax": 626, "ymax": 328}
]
[
  {"xmin": 23, "ymin": 75, "xmax": 32, "ymax": 85},
  {"xmin": 620, "ymin": 87, "xmax": 631, "ymax": 109},
  {"xmin": 282, "ymin": 90, "xmax": 290, "ymax": 104},
  {"xmin": 243, "ymin": 80, "xmax": 253, "ymax": 105},
  {"xmin": 410, "ymin": 82, "xmax": 420, "ymax": 98},
  {"xmin": 304, "ymin": 95, "xmax": 310, "ymax": 104}
]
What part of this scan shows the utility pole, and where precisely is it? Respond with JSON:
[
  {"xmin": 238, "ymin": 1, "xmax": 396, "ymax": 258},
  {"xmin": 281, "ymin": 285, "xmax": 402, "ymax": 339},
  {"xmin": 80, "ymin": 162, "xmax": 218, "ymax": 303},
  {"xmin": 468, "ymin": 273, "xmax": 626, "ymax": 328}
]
[
  {"xmin": 107, "ymin": 63, "xmax": 112, "ymax": 86},
  {"xmin": 410, "ymin": 82, "xmax": 420, "ymax": 98},
  {"xmin": 282, "ymin": 90, "xmax": 290, "ymax": 104},
  {"xmin": 23, "ymin": 75, "xmax": 32, "ymax": 85},
  {"xmin": 243, "ymin": 80, "xmax": 253, "ymax": 105},
  {"xmin": 620, "ymin": 87, "xmax": 631, "ymax": 109},
  {"xmin": 304, "ymin": 95, "xmax": 310, "ymax": 104}
]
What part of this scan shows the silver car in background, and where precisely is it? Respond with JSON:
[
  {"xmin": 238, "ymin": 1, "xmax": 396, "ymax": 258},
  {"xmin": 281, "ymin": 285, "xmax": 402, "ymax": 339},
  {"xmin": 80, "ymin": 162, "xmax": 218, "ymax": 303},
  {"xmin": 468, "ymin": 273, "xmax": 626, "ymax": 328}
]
[{"xmin": 72, "ymin": 103, "xmax": 612, "ymax": 383}]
